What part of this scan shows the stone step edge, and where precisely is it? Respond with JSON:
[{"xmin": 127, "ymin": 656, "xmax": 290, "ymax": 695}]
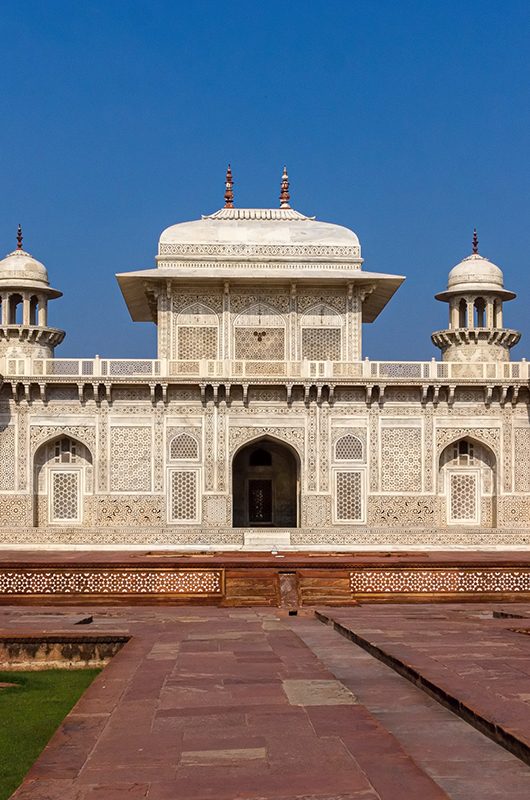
[{"xmin": 316, "ymin": 610, "xmax": 530, "ymax": 768}]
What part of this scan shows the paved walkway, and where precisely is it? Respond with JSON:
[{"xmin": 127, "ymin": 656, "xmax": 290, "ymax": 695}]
[{"xmin": 1, "ymin": 605, "xmax": 529, "ymax": 799}]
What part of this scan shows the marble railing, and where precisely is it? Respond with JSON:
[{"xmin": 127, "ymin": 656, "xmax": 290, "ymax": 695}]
[{"xmin": 2, "ymin": 357, "xmax": 529, "ymax": 381}]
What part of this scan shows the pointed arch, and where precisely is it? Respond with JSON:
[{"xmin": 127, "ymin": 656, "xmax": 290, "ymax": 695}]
[{"xmin": 232, "ymin": 435, "xmax": 300, "ymax": 527}]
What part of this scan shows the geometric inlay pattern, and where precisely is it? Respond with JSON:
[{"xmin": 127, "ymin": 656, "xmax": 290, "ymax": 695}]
[
  {"xmin": 170, "ymin": 470, "xmax": 198, "ymax": 521},
  {"xmin": 450, "ymin": 473, "xmax": 477, "ymax": 521},
  {"xmin": 234, "ymin": 328, "xmax": 285, "ymax": 360},
  {"xmin": 335, "ymin": 434, "xmax": 363, "ymax": 461},
  {"xmin": 350, "ymin": 569, "xmax": 530, "ymax": 594},
  {"xmin": 301, "ymin": 328, "xmax": 342, "ymax": 361},
  {"xmin": 0, "ymin": 426, "xmax": 15, "ymax": 491},
  {"xmin": 110, "ymin": 426, "xmax": 152, "ymax": 492},
  {"xmin": 170, "ymin": 433, "xmax": 199, "ymax": 460},
  {"xmin": 514, "ymin": 429, "xmax": 530, "ymax": 492},
  {"xmin": 336, "ymin": 471, "xmax": 363, "ymax": 521},
  {"xmin": 51, "ymin": 471, "xmax": 79, "ymax": 521},
  {"xmin": 178, "ymin": 327, "xmax": 218, "ymax": 360},
  {"xmin": 0, "ymin": 568, "xmax": 223, "ymax": 595},
  {"xmin": 381, "ymin": 427, "xmax": 422, "ymax": 492}
]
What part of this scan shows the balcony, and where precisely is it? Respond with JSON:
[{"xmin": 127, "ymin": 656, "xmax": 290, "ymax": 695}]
[{"xmin": 1, "ymin": 356, "xmax": 528, "ymax": 382}]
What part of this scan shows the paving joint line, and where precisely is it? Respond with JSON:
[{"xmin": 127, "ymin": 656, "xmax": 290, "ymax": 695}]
[{"xmin": 315, "ymin": 609, "xmax": 530, "ymax": 768}]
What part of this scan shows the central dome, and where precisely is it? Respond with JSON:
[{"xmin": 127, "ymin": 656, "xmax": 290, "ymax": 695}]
[{"xmin": 158, "ymin": 207, "xmax": 361, "ymax": 260}]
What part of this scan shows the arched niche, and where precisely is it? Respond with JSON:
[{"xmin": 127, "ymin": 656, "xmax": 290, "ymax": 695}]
[
  {"xmin": 175, "ymin": 303, "xmax": 219, "ymax": 360},
  {"xmin": 33, "ymin": 436, "xmax": 93, "ymax": 526},
  {"xmin": 438, "ymin": 436, "xmax": 496, "ymax": 526},
  {"xmin": 300, "ymin": 304, "xmax": 343, "ymax": 361}
]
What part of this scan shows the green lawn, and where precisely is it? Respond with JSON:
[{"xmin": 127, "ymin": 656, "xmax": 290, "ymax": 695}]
[{"xmin": 0, "ymin": 668, "xmax": 100, "ymax": 800}]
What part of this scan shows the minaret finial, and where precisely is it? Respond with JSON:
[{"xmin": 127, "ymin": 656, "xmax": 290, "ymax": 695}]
[
  {"xmin": 224, "ymin": 164, "xmax": 234, "ymax": 208},
  {"xmin": 472, "ymin": 227, "xmax": 479, "ymax": 255},
  {"xmin": 280, "ymin": 166, "xmax": 290, "ymax": 209},
  {"xmin": 16, "ymin": 224, "xmax": 23, "ymax": 250}
]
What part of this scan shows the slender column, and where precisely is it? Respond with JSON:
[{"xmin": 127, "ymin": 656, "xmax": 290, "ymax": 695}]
[
  {"xmin": 466, "ymin": 298, "xmax": 474, "ymax": 329},
  {"xmin": 450, "ymin": 301, "xmax": 459, "ymax": 329},
  {"xmin": 495, "ymin": 302, "xmax": 503, "ymax": 328},
  {"xmin": 1, "ymin": 293, "xmax": 7, "ymax": 325},
  {"xmin": 39, "ymin": 298, "xmax": 48, "ymax": 327},
  {"xmin": 22, "ymin": 294, "xmax": 30, "ymax": 325},
  {"xmin": 486, "ymin": 298, "xmax": 494, "ymax": 328}
]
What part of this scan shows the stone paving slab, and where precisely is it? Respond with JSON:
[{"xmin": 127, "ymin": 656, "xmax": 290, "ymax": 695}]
[
  {"xmin": 291, "ymin": 613, "xmax": 530, "ymax": 800},
  {"xmin": 1, "ymin": 606, "xmax": 452, "ymax": 800},
  {"xmin": 319, "ymin": 603, "xmax": 530, "ymax": 766},
  {"xmin": 4, "ymin": 605, "xmax": 530, "ymax": 798}
]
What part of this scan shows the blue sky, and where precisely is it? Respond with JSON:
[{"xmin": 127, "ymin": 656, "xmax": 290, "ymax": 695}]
[{"xmin": 1, "ymin": 1, "xmax": 529, "ymax": 360}]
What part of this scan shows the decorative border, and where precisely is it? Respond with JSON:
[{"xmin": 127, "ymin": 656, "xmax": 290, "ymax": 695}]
[
  {"xmin": 350, "ymin": 568, "xmax": 530, "ymax": 597},
  {"xmin": 0, "ymin": 568, "xmax": 224, "ymax": 597}
]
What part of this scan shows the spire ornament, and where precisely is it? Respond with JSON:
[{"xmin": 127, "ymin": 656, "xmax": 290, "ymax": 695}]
[
  {"xmin": 472, "ymin": 228, "xmax": 479, "ymax": 255},
  {"xmin": 224, "ymin": 164, "xmax": 234, "ymax": 208},
  {"xmin": 280, "ymin": 166, "xmax": 290, "ymax": 208},
  {"xmin": 16, "ymin": 224, "xmax": 23, "ymax": 250}
]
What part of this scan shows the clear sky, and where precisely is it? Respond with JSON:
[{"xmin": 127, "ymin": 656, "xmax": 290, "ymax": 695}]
[{"xmin": 1, "ymin": 1, "xmax": 529, "ymax": 360}]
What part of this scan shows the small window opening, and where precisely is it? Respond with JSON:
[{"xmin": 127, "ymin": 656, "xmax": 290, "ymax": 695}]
[{"xmin": 474, "ymin": 298, "xmax": 485, "ymax": 328}]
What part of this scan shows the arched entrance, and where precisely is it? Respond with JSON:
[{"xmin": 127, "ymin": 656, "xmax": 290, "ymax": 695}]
[{"xmin": 232, "ymin": 437, "xmax": 300, "ymax": 527}]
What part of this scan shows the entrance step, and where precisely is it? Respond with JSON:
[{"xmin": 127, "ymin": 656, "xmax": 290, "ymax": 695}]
[{"xmin": 243, "ymin": 529, "xmax": 291, "ymax": 548}]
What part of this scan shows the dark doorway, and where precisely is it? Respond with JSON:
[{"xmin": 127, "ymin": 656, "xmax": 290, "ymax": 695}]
[{"xmin": 232, "ymin": 438, "xmax": 299, "ymax": 527}]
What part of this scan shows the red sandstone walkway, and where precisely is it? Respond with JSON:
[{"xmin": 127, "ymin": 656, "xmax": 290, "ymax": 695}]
[{"xmin": 2, "ymin": 605, "xmax": 530, "ymax": 799}]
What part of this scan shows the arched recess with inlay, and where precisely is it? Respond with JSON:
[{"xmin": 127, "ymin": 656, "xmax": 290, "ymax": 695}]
[
  {"xmin": 232, "ymin": 436, "xmax": 300, "ymax": 527},
  {"xmin": 33, "ymin": 436, "xmax": 93, "ymax": 526},
  {"xmin": 439, "ymin": 437, "xmax": 497, "ymax": 526},
  {"xmin": 175, "ymin": 303, "xmax": 219, "ymax": 360}
]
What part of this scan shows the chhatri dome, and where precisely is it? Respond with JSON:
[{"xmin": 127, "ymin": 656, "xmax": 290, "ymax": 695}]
[
  {"xmin": 0, "ymin": 226, "xmax": 61, "ymax": 296},
  {"xmin": 432, "ymin": 229, "xmax": 520, "ymax": 362},
  {"xmin": 436, "ymin": 229, "xmax": 515, "ymax": 301}
]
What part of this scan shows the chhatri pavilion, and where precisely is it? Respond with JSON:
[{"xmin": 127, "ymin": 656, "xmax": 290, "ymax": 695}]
[{"xmin": 0, "ymin": 167, "xmax": 528, "ymax": 551}]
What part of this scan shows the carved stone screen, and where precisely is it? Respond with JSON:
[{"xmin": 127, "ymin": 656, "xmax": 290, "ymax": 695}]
[
  {"xmin": 336, "ymin": 471, "xmax": 363, "ymax": 521},
  {"xmin": 170, "ymin": 433, "xmax": 199, "ymax": 460},
  {"xmin": 234, "ymin": 328, "xmax": 285, "ymax": 360},
  {"xmin": 177, "ymin": 327, "xmax": 218, "ymax": 360},
  {"xmin": 110, "ymin": 426, "xmax": 152, "ymax": 492},
  {"xmin": 449, "ymin": 472, "xmax": 477, "ymax": 522},
  {"xmin": 514, "ymin": 429, "xmax": 530, "ymax": 492},
  {"xmin": 0, "ymin": 426, "xmax": 15, "ymax": 491},
  {"xmin": 51, "ymin": 471, "xmax": 79, "ymax": 522},
  {"xmin": 381, "ymin": 427, "xmax": 422, "ymax": 492},
  {"xmin": 301, "ymin": 328, "xmax": 341, "ymax": 361},
  {"xmin": 335, "ymin": 434, "xmax": 363, "ymax": 461},
  {"xmin": 170, "ymin": 470, "xmax": 198, "ymax": 522}
]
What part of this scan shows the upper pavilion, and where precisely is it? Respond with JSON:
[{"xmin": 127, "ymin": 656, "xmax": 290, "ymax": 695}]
[{"xmin": 116, "ymin": 167, "xmax": 405, "ymax": 332}]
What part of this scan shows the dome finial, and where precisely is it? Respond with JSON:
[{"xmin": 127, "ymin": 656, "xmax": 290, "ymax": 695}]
[
  {"xmin": 16, "ymin": 224, "xmax": 23, "ymax": 251},
  {"xmin": 280, "ymin": 166, "xmax": 290, "ymax": 209},
  {"xmin": 224, "ymin": 164, "xmax": 234, "ymax": 208},
  {"xmin": 472, "ymin": 227, "xmax": 479, "ymax": 255}
]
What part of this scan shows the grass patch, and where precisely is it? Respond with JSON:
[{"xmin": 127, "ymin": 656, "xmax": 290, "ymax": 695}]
[{"xmin": 0, "ymin": 668, "xmax": 100, "ymax": 799}]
